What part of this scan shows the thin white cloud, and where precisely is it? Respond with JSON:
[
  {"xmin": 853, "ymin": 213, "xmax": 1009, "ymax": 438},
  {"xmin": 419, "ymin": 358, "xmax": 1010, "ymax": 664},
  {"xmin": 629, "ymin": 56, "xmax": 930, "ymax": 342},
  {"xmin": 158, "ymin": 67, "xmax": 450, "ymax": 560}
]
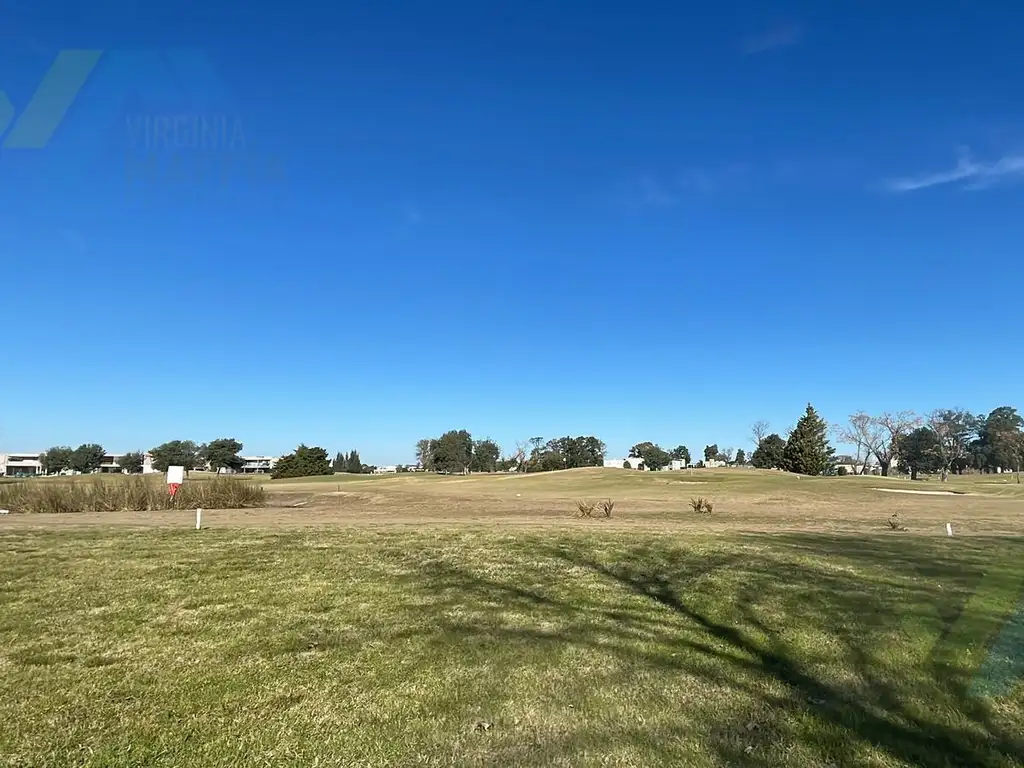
[
  {"xmin": 618, "ymin": 175, "xmax": 677, "ymax": 209},
  {"xmin": 741, "ymin": 23, "xmax": 802, "ymax": 55},
  {"xmin": 677, "ymin": 164, "xmax": 748, "ymax": 194},
  {"xmin": 886, "ymin": 150, "xmax": 1024, "ymax": 192}
]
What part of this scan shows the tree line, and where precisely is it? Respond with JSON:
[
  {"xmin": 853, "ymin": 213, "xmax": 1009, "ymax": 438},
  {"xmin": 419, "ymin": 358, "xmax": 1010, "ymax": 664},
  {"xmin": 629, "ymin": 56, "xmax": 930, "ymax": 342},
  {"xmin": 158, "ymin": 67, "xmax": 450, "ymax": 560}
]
[
  {"xmin": 748, "ymin": 404, "xmax": 1024, "ymax": 481},
  {"xmin": 37, "ymin": 439, "xmax": 252, "ymax": 476},
  {"xmin": 34, "ymin": 402, "xmax": 1022, "ymax": 483},
  {"xmin": 413, "ymin": 432, "xmax": 606, "ymax": 474}
]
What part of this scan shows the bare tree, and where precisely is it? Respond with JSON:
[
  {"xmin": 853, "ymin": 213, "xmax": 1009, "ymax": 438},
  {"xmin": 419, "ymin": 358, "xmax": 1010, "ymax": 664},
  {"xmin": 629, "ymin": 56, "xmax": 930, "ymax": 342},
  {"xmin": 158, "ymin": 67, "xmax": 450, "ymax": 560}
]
[
  {"xmin": 835, "ymin": 412, "xmax": 886, "ymax": 475},
  {"xmin": 723, "ymin": 447, "xmax": 735, "ymax": 463},
  {"xmin": 872, "ymin": 411, "xmax": 922, "ymax": 476},
  {"xmin": 750, "ymin": 420, "xmax": 770, "ymax": 450},
  {"xmin": 510, "ymin": 440, "xmax": 531, "ymax": 473}
]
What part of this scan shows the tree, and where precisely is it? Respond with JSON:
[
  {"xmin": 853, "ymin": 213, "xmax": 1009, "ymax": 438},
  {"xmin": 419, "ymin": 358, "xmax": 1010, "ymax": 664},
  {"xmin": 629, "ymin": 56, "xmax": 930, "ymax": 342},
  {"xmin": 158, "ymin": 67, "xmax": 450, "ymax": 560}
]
[
  {"xmin": 836, "ymin": 412, "xmax": 886, "ymax": 475},
  {"xmin": 508, "ymin": 440, "xmax": 531, "ymax": 472},
  {"xmin": 897, "ymin": 427, "xmax": 942, "ymax": 480},
  {"xmin": 750, "ymin": 420, "xmax": 770, "ymax": 451},
  {"xmin": 871, "ymin": 411, "xmax": 922, "ymax": 477},
  {"xmin": 332, "ymin": 451, "xmax": 345, "ymax": 472},
  {"xmin": 735, "ymin": 448, "xmax": 746, "ymax": 465},
  {"xmin": 470, "ymin": 438, "xmax": 501, "ymax": 473},
  {"xmin": 629, "ymin": 442, "xmax": 671, "ymax": 471},
  {"xmin": 415, "ymin": 439, "xmax": 435, "ymax": 471},
  {"xmin": 70, "ymin": 443, "xmax": 106, "ymax": 474},
  {"xmin": 622, "ymin": 460, "xmax": 632, "ymax": 470},
  {"xmin": 722, "ymin": 447, "xmax": 735, "ymax": 463},
  {"xmin": 433, "ymin": 430, "xmax": 473, "ymax": 474},
  {"xmin": 119, "ymin": 451, "xmax": 145, "ymax": 474},
  {"xmin": 782, "ymin": 404, "xmax": 835, "ymax": 476},
  {"xmin": 540, "ymin": 436, "xmax": 606, "ymax": 470},
  {"xmin": 928, "ymin": 409, "xmax": 981, "ymax": 481},
  {"xmin": 204, "ymin": 438, "xmax": 244, "ymax": 473},
  {"xmin": 751, "ymin": 434, "xmax": 786, "ymax": 469},
  {"xmin": 40, "ymin": 446, "xmax": 73, "ymax": 475},
  {"xmin": 150, "ymin": 440, "xmax": 201, "ymax": 473},
  {"xmin": 976, "ymin": 406, "xmax": 1024, "ymax": 475},
  {"xmin": 703, "ymin": 444, "xmax": 720, "ymax": 462},
  {"xmin": 670, "ymin": 445, "xmax": 691, "ymax": 465},
  {"xmin": 345, "ymin": 450, "xmax": 362, "ymax": 474},
  {"xmin": 272, "ymin": 445, "xmax": 332, "ymax": 478}
]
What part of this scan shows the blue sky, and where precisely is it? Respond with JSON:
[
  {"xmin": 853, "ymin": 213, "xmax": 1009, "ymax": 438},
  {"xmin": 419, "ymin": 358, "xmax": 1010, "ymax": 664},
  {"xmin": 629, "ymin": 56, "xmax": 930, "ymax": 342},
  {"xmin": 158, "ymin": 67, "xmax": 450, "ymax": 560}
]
[{"xmin": 1, "ymin": 1, "xmax": 1022, "ymax": 463}]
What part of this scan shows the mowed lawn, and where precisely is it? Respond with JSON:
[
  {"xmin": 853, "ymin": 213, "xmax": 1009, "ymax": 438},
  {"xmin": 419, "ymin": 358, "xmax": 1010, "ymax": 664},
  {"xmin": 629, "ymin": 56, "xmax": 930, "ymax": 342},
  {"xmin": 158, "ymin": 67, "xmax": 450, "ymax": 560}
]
[{"xmin": 2, "ymin": 528, "xmax": 1023, "ymax": 767}]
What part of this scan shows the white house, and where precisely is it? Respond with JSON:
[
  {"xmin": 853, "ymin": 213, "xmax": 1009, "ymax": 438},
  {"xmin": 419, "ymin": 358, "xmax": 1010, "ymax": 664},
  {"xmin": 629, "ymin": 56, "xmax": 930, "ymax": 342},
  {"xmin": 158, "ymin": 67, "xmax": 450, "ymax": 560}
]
[
  {"xmin": 666, "ymin": 459, "xmax": 690, "ymax": 471},
  {"xmin": 0, "ymin": 453, "xmax": 43, "ymax": 476},
  {"xmin": 603, "ymin": 458, "xmax": 646, "ymax": 470},
  {"xmin": 373, "ymin": 465, "xmax": 398, "ymax": 474}
]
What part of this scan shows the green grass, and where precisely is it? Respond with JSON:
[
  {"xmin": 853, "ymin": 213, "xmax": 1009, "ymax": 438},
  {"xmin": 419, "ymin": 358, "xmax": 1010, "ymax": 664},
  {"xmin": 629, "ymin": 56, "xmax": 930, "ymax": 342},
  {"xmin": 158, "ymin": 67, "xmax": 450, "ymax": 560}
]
[{"xmin": 2, "ymin": 528, "xmax": 1022, "ymax": 766}]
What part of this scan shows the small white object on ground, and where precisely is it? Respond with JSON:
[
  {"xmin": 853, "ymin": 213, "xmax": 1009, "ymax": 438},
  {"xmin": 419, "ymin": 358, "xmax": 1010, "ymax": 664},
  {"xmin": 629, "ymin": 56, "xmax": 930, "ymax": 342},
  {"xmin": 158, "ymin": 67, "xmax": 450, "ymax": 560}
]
[
  {"xmin": 516, "ymin": 493, "xmax": 521, "ymax": 497},
  {"xmin": 196, "ymin": 508, "xmax": 202, "ymax": 530},
  {"xmin": 946, "ymin": 523, "xmax": 953, "ymax": 537},
  {"xmin": 0, "ymin": 509, "xmax": 8, "ymax": 515}
]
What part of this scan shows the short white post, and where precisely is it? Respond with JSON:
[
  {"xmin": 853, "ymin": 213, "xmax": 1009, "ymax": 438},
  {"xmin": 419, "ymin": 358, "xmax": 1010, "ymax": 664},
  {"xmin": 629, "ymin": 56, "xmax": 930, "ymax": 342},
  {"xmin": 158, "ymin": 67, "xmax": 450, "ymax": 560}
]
[
  {"xmin": 196, "ymin": 508, "xmax": 203, "ymax": 530},
  {"xmin": 946, "ymin": 522, "xmax": 953, "ymax": 537}
]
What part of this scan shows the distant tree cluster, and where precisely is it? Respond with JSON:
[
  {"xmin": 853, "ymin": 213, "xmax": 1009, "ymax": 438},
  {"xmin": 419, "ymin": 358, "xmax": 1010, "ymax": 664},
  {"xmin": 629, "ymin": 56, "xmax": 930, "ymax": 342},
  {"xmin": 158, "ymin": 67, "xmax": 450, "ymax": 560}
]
[
  {"xmin": 333, "ymin": 450, "xmax": 367, "ymax": 474},
  {"xmin": 38, "ymin": 444, "xmax": 107, "ymax": 475},
  {"xmin": 272, "ymin": 445, "xmax": 333, "ymax": 479},
  {"xmin": 527, "ymin": 436, "xmax": 606, "ymax": 473},
  {"xmin": 416, "ymin": 431, "xmax": 504, "ymax": 474},
  {"xmin": 413, "ymin": 433, "xmax": 605, "ymax": 474},
  {"xmin": 896, "ymin": 407, "xmax": 1023, "ymax": 482},
  {"xmin": 747, "ymin": 404, "xmax": 1024, "ymax": 481}
]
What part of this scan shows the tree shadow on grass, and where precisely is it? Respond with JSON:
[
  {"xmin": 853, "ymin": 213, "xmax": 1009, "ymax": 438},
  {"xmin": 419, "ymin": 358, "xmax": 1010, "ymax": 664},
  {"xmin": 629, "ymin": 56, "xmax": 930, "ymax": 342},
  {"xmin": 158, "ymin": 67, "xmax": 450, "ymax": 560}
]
[{"xmin": 390, "ymin": 534, "xmax": 1024, "ymax": 767}]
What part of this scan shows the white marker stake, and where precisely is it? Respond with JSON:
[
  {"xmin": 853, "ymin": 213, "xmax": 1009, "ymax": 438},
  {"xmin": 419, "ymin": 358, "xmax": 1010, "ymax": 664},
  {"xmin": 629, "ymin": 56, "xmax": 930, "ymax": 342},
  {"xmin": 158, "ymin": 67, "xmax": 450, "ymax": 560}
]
[
  {"xmin": 196, "ymin": 508, "xmax": 203, "ymax": 530},
  {"xmin": 946, "ymin": 523, "xmax": 953, "ymax": 537}
]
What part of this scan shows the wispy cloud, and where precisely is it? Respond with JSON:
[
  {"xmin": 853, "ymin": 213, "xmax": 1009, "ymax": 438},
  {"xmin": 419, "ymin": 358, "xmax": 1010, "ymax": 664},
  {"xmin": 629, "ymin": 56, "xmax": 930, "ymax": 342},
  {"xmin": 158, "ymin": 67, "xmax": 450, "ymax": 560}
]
[
  {"xmin": 741, "ymin": 22, "xmax": 802, "ymax": 55},
  {"xmin": 885, "ymin": 149, "xmax": 1024, "ymax": 192},
  {"xmin": 618, "ymin": 163, "xmax": 769, "ymax": 210},
  {"xmin": 677, "ymin": 164, "xmax": 748, "ymax": 195}
]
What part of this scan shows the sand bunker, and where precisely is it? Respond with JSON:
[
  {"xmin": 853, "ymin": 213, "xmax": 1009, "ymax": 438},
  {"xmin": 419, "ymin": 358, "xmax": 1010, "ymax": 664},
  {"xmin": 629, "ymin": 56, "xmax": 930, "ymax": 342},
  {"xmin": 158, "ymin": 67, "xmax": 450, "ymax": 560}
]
[{"xmin": 872, "ymin": 488, "xmax": 966, "ymax": 496}]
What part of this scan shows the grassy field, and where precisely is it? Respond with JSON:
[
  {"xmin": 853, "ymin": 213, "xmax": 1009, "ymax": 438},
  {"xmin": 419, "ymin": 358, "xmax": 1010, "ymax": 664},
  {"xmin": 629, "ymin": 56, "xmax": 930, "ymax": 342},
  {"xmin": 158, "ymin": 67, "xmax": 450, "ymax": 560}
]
[{"xmin": 2, "ymin": 469, "xmax": 1022, "ymax": 766}]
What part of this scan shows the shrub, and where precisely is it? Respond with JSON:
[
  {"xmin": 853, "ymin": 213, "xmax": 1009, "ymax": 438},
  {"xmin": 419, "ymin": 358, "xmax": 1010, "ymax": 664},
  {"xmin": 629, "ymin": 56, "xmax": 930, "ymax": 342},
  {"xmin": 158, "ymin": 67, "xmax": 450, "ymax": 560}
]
[
  {"xmin": 690, "ymin": 497, "xmax": 714, "ymax": 514},
  {"xmin": 598, "ymin": 499, "xmax": 615, "ymax": 518},
  {"xmin": 576, "ymin": 500, "xmax": 595, "ymax": 518},
  {"xmin": 837, "ymin": 465, "xmax": 849, "ymax": 477},
  {"xmin": 273, "ymin": 445, "xmax": 332, "ymax": 478},
  {"xmin": 0, "ymin": 476, "xmax": 266, "ymax": 514}
]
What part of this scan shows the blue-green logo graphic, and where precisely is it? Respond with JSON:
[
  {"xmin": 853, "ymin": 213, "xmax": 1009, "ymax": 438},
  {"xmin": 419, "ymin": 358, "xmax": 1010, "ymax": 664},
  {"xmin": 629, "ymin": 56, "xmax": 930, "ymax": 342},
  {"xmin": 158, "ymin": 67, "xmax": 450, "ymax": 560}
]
[{"xmin": 1, "ymin": 49, "xmax": 281, "ymax": 186}]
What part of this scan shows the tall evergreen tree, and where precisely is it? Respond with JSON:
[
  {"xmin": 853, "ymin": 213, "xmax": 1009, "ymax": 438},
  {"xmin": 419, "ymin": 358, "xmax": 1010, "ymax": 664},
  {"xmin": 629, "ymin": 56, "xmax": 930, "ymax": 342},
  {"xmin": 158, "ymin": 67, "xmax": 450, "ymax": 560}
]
[
  {"xmin": 782, "ymin": 404, "xmax": 835, "ymax": 475},
  {"xmin": 333, "ymin": 451, "xmax": 345, "ymax": 473},
  {"xmin": 346, "ymin": 450, "xmax": 362, "ymax": 473}
]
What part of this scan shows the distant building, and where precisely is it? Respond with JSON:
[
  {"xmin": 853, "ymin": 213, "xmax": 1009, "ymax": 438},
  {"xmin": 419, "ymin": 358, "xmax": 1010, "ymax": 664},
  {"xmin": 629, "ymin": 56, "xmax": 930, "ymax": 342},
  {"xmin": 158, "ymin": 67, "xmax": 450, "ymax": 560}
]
[
  {"xmin": 237, "ymin": 456, "xmax": 277, "ymax": 474},
  {"xmin": 373, "ymin": 465, "xmax": 398, "ymax": 474},
  {"xmin": 666, "ymin": 459, "xmax": 691, "ymax": 471},
  {"xmin": 0, "ymin": 451, "xmax": 272, "ymax": 476},
  {"xmin": 604, "ymin": 458, "xmax": 646, "ymax": 470},
  {"xmin": 0, "ymin": 453, "xmax": 43, "ymax": 476},
  {"xmin": 699, "ymin": 459, "xmax": 727, "ymax": 469}
]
